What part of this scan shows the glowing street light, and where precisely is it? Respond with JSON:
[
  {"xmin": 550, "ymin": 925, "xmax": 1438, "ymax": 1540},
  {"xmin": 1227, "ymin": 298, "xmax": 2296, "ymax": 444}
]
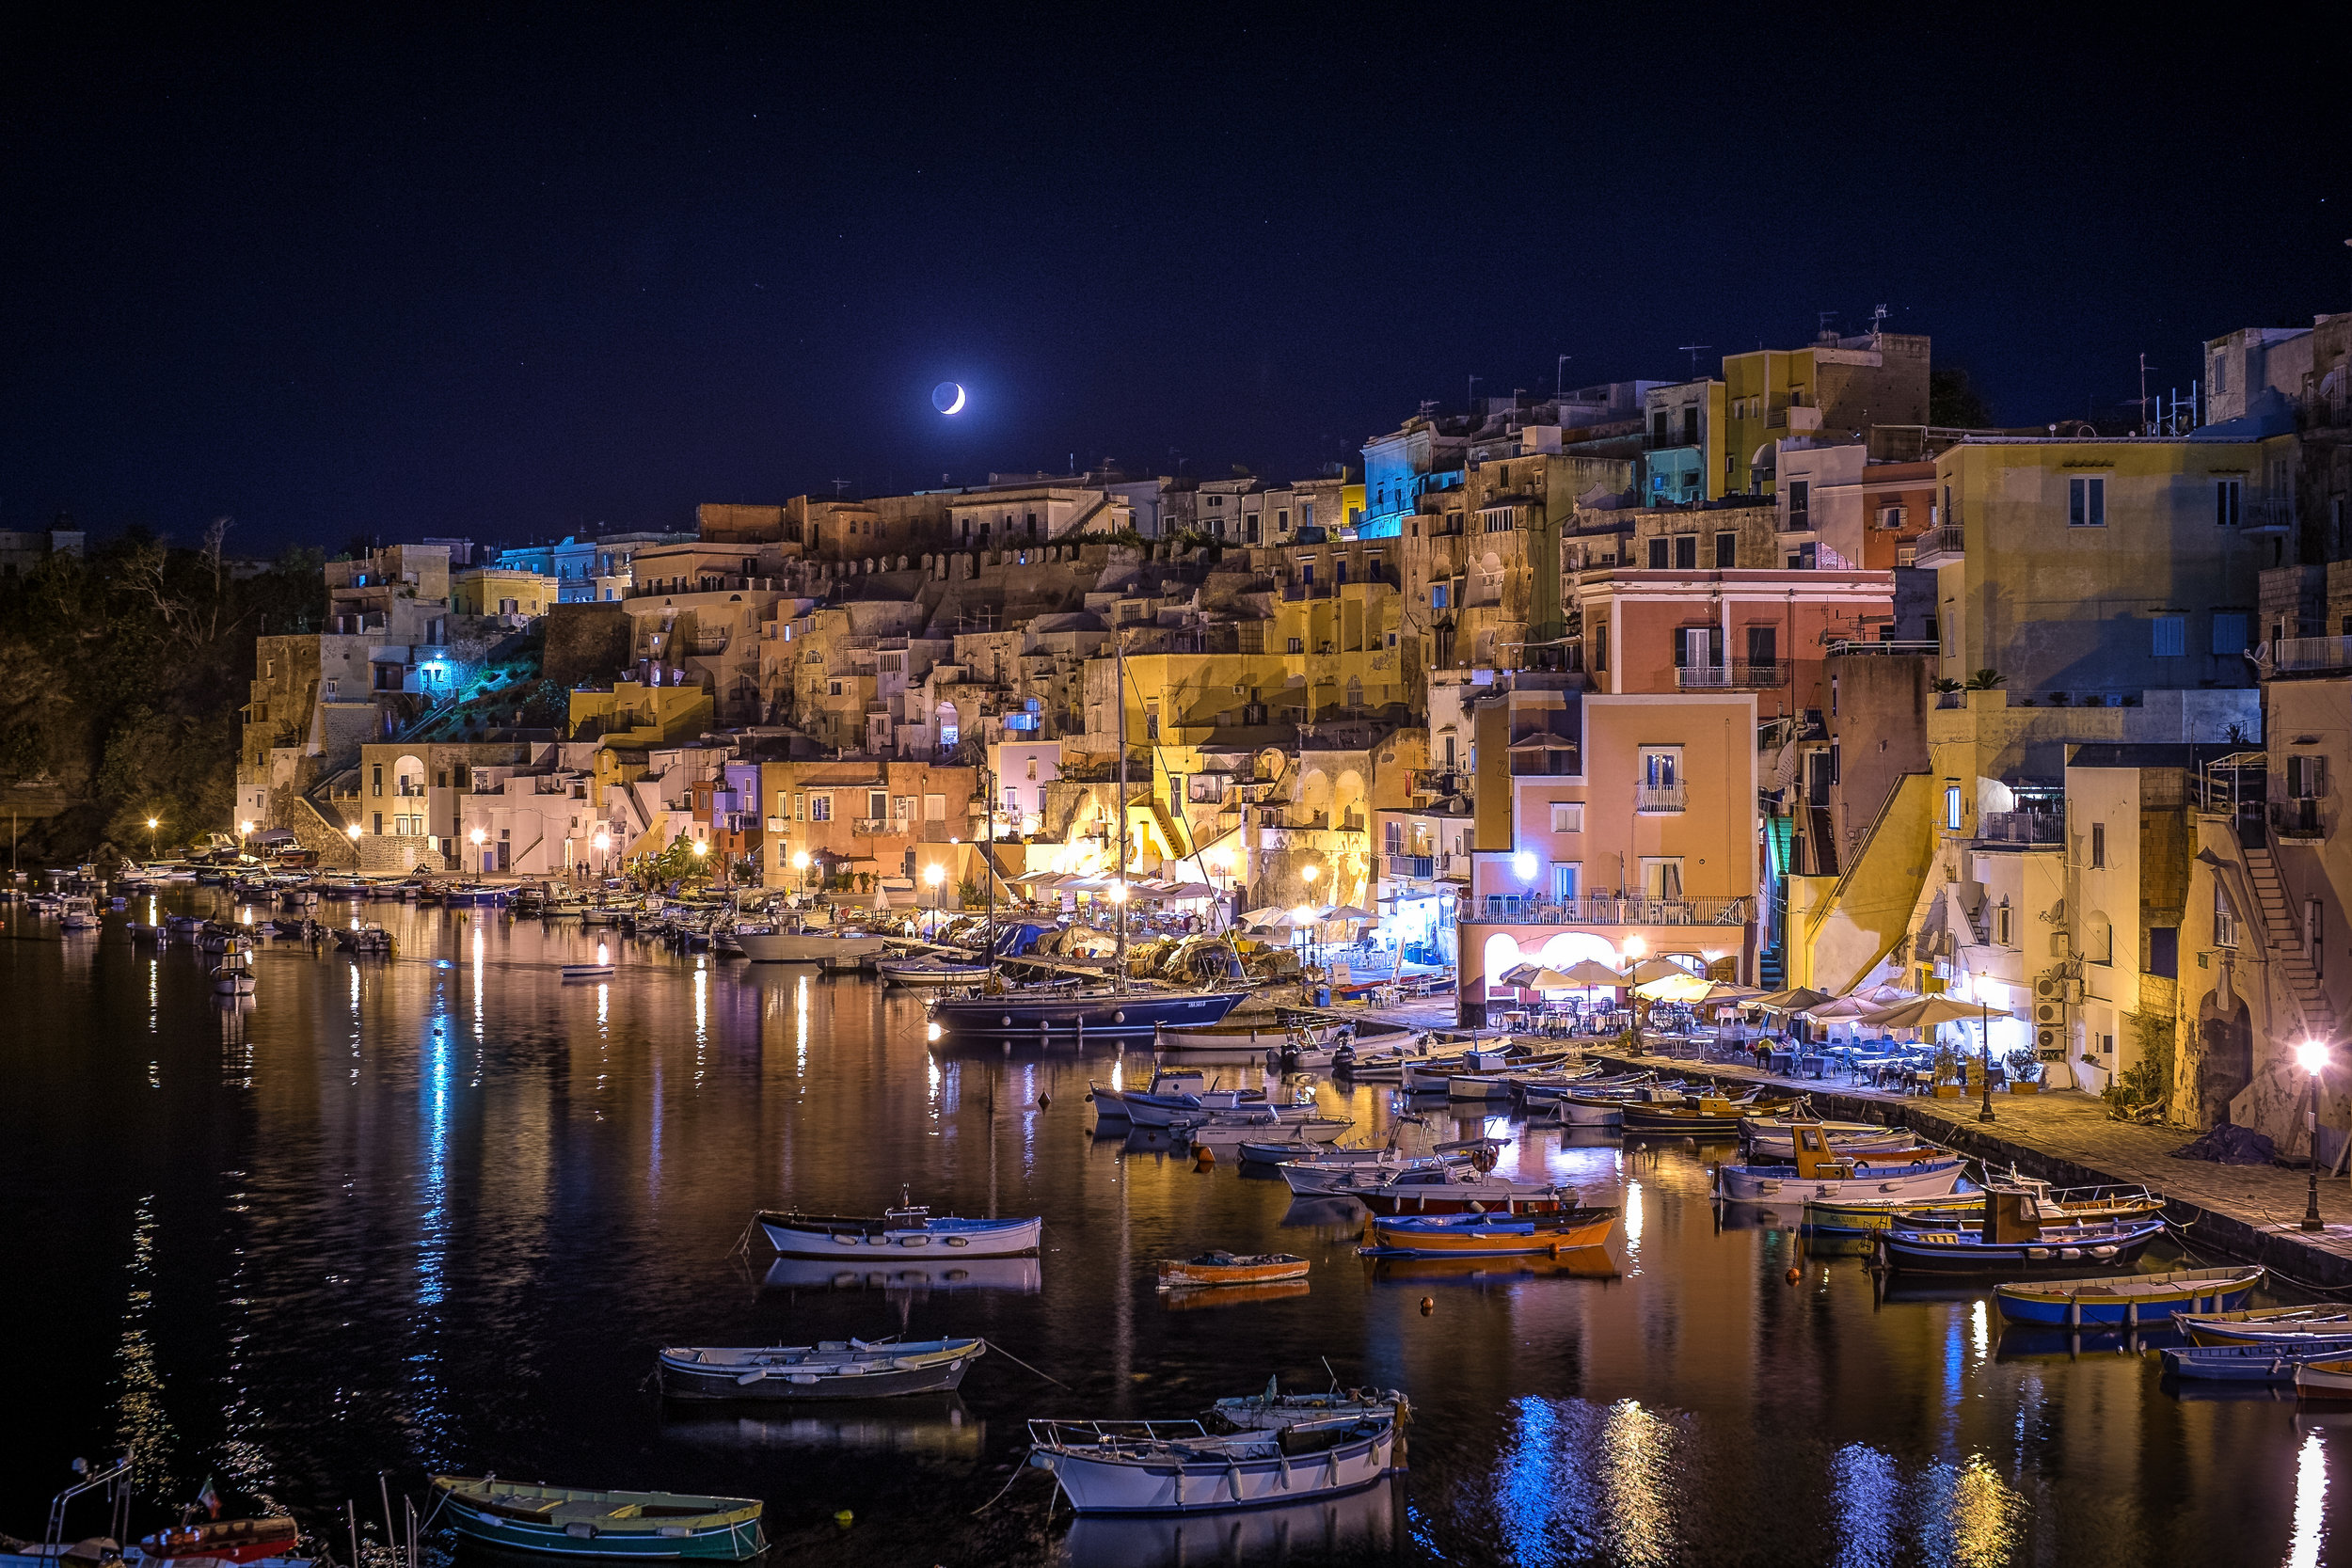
[
  {"xmin": 145, "ymin": 816, "xmax": 159, "ymax": 860},
  {"xmin": 923, "ymin": 862, "xmax": 946, "ymax": 940},
  {"xmin": 2299, "ymin": 1038, "xmax": 2330, "ymax": 1232},
  {"xmin": 346, "ymin": 823, "xmax": 362, "ymax": 841},
  {"xmin": 691, "ymin": 838, "xmax": 708, "ymax": 858}
]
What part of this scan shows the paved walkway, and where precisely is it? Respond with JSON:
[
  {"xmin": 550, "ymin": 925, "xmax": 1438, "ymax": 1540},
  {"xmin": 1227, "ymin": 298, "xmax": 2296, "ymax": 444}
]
[{"xmin": 1590, "ymin": 1048, "xmax": 2352, "ymax": 1291}]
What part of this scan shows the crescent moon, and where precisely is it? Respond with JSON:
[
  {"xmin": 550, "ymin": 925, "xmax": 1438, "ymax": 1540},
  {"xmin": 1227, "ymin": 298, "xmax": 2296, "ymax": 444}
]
[{"xmin": 944, "ymin": 384, "xmax": 966, "ymax": 415}]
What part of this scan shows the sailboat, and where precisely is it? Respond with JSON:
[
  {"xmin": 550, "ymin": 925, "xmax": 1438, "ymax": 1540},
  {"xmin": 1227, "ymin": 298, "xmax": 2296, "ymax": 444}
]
[{"xmin": 929, "ymin": 629, "xmax": 1246, "ymax": 1042}]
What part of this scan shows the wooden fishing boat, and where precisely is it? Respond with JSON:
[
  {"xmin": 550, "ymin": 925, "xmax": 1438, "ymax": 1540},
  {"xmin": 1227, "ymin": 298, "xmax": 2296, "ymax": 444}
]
[
  {"xmin": 2178, "ymin": 1303, "xmax": 2352, "ymax": 1347},
  {"xmin": 1183, "ymin": 1114, "xmax": 1352, "ymax": 1148},
  {"xmin": 1622, "ymin": 1092, "xmax": 1793, "ymax": 1137},
  {"xmin": 1115, "ymin": 1087, "xmax": 1318, "ymax": 1131},
  {"xmin": 2164, "ymin": 1342, "xmax": 2352, "ymax": 1384},
  {"xmin": 1208, "ymin": 1379, "xmax": 1406, "ymax": 1430},
  {"xmin": 1350, "ymin": 1165, "xmax": 1572, "ymax": 1217},
  {"xmin": 1362, "ymin": 1208, "xmax": 1618, "ymax": 1257},
  {"xmin": 1994, "ymin": 1265, "xmax": 2265, "ymax": 1327},
  {"xmin": 1155, "ymin": 1019, "xmax": 1346, "ymax": 1053},
  {"xmin": 137, "ymin": 1516, "xmax": 301, "ymax": 1564},
  {"xmin": 1801, "ymin": 1192, "xmax": 1986, "ymax": 1235},
  {"xmin": 1025, "ymin": 1412, "xmax": 1397, "ymax": 1514},
  {"xmin": 656, "ymin": 1336, "xmax": 984, "ymax": 1400},
  {"xmin": 1155, "ymin": 1252, "xmax": 1311, "ymax": 1291},
  {"xmin": 1879, "ymin": 1212, "xmax": 2164, "ymax": 1275},
  {"xmin": 1715, "ymin": 1121, "xmax": 1966, "ymax": 1202},
  {"xmin": 878, "ymin": 956, "xmax": 990, "ymax": 988},
  {"xmin": 428, "ymin": 1477, "xmax": 766, "ymax": 1560},
  {"xmin": 2294, "ymin": 1357, "xmax": 2352, "ymax": 1398},
  {"xmin": 757, "ymin": 1204, "xmax": 1041, "ymax": 1259},
  {"xmin": 1740, "ymin": 1119, "xmax": 1924, "ymax": 1161},
  {"xmin": 562, "ymin": 963, "xmax": 616, "ymax": 980}
]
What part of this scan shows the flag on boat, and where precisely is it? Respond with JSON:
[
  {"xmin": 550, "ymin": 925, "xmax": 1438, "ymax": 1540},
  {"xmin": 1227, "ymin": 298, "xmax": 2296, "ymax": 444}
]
[{"xmin": 198, "ymin": 1476, "xmax": 221, "ymax": 1518}]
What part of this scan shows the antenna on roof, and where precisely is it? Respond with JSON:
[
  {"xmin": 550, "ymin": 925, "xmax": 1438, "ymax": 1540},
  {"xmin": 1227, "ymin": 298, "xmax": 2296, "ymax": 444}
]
[
  {"xmin": 831, "ymin": 478, "xmax": 850, "ymax": 497},
  {"xmin": 1467, "ymin": 374, "xmax": 1481, "ymax": 410},
  {"xmin": 1818, "ymin": 310, "xmax": 1837, "ymax": 337},
  {"xmin": 1557, "ymin": 354, "xmax": 1571, "ymax": 397},
  {"xmin": 1870, "ymin": 303, "xmax": 1890, "ymax": 335},
  {"xmin": 1677, "ymin": 345, "xmax": 1711, "ymax": 377}
]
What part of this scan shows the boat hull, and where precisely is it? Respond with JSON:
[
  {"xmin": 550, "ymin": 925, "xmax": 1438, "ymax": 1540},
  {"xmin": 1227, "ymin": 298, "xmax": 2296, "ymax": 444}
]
[
  {"xmin": 934, "ymin": 989, "xmax": 1248, "ymax": 1040},
  {"xmin": 739, "ymin": 931, "xmax": 891, "ymax": 963},
  {"xmin": 658, "ymin": 1340, "xmax": 982, "ymax": 1401},
  {"xmin": 431, "ymin": 1481, "xmax": 764, "ymax": 1560},
  {"xmin": 757, "ymin": 1212, "xmax": 1041, "ymax": 1259},
  {"xmin": 1031, "ymin": 1423, "xmax": 1394, "ymax": 1515},
  {"xmin": 2165, "ymin": 1343, "xmax": 2352, "ymax": 1383},
  {"xmin": 1717, "ymin": 1160, "xmax": 1968, "ymax": 1203},
  {"xmin": 1365, "ymin": 1209, "xmax": 1616, "ymax": 1256},
  {"xmin": 1878, "ymin": 1218, "xmax": 2163, "ymax": 1274},
  {"xmin": 1995, "ymin": 1266, "xmax": 2265, "ymax": 1326}
]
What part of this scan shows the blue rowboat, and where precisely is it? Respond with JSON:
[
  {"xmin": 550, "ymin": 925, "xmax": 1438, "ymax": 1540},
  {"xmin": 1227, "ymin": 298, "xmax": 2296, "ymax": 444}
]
[
  {"xmin": 930, "ymin": 988, "xmax": 1247, "ymax": 1041},
  {"xmin": 2178, "ymin": 1304, "xmax": 2352, "ymax": 1347},
  {"xmin": 756, "ymin": 1205, "xmax": 1041, "ymax": 1259},
  {"xmin": 1880, "ymin": 1216, "xmax": 2165, "ymax": 1275},
  {"xmin": 1994, "ymin": 1265, "xmax": 2265, "ymax": 1327},
  {"xmin": 2163, "ymin": 1342, "xmax": 2352, "ymax": 1384},
  {"xmin": 430, "ymin": 1477, "xmax": 765, "ymax": 1560}
]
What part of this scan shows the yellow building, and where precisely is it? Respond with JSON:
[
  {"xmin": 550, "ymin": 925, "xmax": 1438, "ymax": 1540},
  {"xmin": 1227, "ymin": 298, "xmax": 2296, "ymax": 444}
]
[
  {"xmin": 453, "ymin": 566, "xmax": 560, "ymax": 618},
  {"xmin": 567, "ymin": 681, "xmax": 713, "ymax": 750}
]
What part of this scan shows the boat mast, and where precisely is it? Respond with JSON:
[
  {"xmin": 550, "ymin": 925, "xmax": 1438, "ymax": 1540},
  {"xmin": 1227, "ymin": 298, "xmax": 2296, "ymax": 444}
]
[
  {"xmin": 1115, "ymin": 627, "xmax": 1129, "ymax": 994},
  {"xmin": 982, "ymin": 757, "xmax": 997, "ymax": 980}
]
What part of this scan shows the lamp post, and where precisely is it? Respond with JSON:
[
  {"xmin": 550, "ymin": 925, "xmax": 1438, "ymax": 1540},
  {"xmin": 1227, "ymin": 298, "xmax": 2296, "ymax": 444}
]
[
  {"xmin": 593, "ymin": 831, "xmax": 610, "ymax": 876},
  {"xmin": 146, "ymin": 816, "xmax": 159, "ymax": 862},
  {"xmin": 924, "ymin": 863, "xmax": 946, "ymax": 941},
  {"xmin": 238, "ymin": 819, "xmax": 254, "ymax": 859},
  {"xmin": 792, "ymin": 849, "xmax": 811, "ymax": 906},
  {"xmin": 2300, "ymin": 1038, "xmax": 2330, "ymax": 1232},
  {"xmin": 469, "ymin": 826, "xmax": 486, "ymax": 875}
]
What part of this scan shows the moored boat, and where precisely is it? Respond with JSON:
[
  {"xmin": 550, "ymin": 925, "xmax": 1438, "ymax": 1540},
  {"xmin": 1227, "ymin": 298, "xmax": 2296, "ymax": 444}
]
[
  {"xmin": 1156, "ymin": 1018, "xmax": 1347, "ymax": 1053},
  {"xmin": 2294, "ymin": 1357, "xmax": 2352, "ymax": 1398},
  {"xmin": 756, "ymin": 1204, "xmax": 1041, "ymax": 1259},
  {"xmin": 1994, "ymin": 1265, "xmax": 2265, "ymax": 1327},
  {"xmin": 1623, "ymin": 1091, "xmax": 1792, "ymax": 1137},
  {"xmin": 2164, "ymin": 1342, "xmax": 2352, "ymax": 1383},
  {"xmin": 931, "ymin": 985, "xmax": 1248, "ymax": 1042},
  {"xmin": 1155, "ymin": 1252, "xmax": 1311, "ymax": 1291},
  {"xmin": 562, "ymin": 963, "xmax": 616, "ymax": 980},
  {"xmin": 2177, "ymin": 1302, "xmax": 2352, "ymax": 1346},
  {"xmin": 1362, "ymin": 1209, "xmax": 1618, "ymax": 1257},
  {"xmin": 138, "ymin": 1516, "xmax": 302, "ymax": 1564},
  {"xmin": 1714, "ymin": 1121, "xmax": 1967, "ymax": 1202},
  {"xmin": 656, "ymin": 1336, "xmax": 984, "ymax": 1400},
  {"xmin": 428, "ymin": 1476, "xmax": 765, "ymax": 1559},
  {"xmin": 1025, "ymin": 1411, "xmax": 1397, "ymax": 1514},
  {"xmin": 740, "ymin": 928, "xmax": 892, "ymax": 963}
]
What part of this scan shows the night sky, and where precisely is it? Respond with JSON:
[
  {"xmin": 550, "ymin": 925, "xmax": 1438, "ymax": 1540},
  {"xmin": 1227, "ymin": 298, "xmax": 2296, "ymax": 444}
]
[{"xmin": 5, "ymin": 8, "xmax": 2347, "ymax": 553}]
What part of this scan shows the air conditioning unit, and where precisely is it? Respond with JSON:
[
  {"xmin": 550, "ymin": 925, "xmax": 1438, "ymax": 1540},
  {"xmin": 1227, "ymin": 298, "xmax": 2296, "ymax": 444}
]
[
  {"xmin": 2062, "ymin": 979, "xmax": 2082, "ymax": 1006},
  {"xmin": 2033, "ymin": 974, "xmax": 2063, "ymax": 1002},
  {"xmin": 2034, "ymin": 1000, "xmax": 2063, "ymax": 1026},
  {"xmin": 2036, "ymin": 1025, "xmax": 2063, "ymax": 1053}
]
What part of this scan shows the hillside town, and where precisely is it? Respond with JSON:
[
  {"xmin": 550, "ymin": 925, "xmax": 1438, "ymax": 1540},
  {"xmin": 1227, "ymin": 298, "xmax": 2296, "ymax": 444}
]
[{"xmin": 209, "ymin": 309, "xmax": 2352, "ymax": 1162}]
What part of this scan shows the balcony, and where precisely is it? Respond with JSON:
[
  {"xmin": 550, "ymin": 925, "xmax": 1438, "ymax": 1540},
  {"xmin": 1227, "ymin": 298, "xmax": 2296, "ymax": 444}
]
[
  {"xmin": 1675, "ymin": 661, "xmax": 1791, "ymax": 690},
  {"xmin": 2271, "ymin": 798, "xmax": 2328, "ymax": 842},
  {"xmin": 1470, "ymin": 895, "xmax": 1750, "ymax": 927},
  {"xmin": 851, "ymin": 817, "xmax": 893, "ymax": 836},
  {"xmin": 1912, "ymin": 525, "xmax": 1965, "ymax": 566},
  {"xmin": 1410, "ymin": 768, "xmax": 1467, "ymax": 799},
  {"xmin": 2264, "ymin": 636, "xmax": 2352, "ymax": 675},
  {"xmin": 2243, "ymin": 499, "xmax": 2293, "ymax": 536},
  {"xmin": 1977, "ymin": 810, "xmax": 2063, "ymax": 845},
  {"xmin": 394, "ymin": 784, "xmax": 427, "ymax": 799},
  {"xmin": 1387, "ymin": 853, "xmax": 1435, "ymax": 880},
  {"xmin": 1635, "ymin": 784, "xmax": 1687, "ymax": 815}
]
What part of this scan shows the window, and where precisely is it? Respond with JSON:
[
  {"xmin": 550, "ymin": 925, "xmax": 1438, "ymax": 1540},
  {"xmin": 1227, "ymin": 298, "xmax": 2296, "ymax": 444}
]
[
  {"xmin": 1551, "ymin": 863, "xmax": 1580, "ymax": 902},
  {"xmin": 1592, "ymin": 625, "xmax": 1608, "ymax": 672},
  {"xmin": 2211, "ymin": 612, "xmax": 2249, "ymax": 656},
  {"xmin": 1287, "ymin": 637, "xmax": 1305, "ymax": 654},
  {"xmin": 1877, "ymin": 505, "xmax": 1906, "ymax": 530},
  {"xmin": 1944, "ymin": 784, "xmax": 1963, "ymax": 832},
  {"xmin": 1647, "ymin": 538, "xmax": 1669, "ymax": 569},
  {"xmin": 2068, "ymin": 476, "xmax": 2106, "ymax": 527},
  {"xmin": 1994, "ymin": 900, "xmax": 2012, "ymax": 947},
  {"xmin": 1640, "ymin": 750, "xmax": 1679, "ymax": 789},
  {"xmin": 1788, "ymin": 481, "xmax": 1810, "ymax": 525},
  {"xmin": 1432, "ymin": 584, "xmax": 1448, "ymax": 609},
  {"xmin": 2214, "ymin": 884, "xmax": 2239, "ymax": 948},
  {"xmin": 2152, "ymin": 614, "xmax": 2185, "ymax": 657},
  {"xmin": 868, "ymin": 790, "xmax": 888, "ymax": 820},
  {"xmin": 1715, "ymin": 531, "xmax": 1737, "ymax": 568},
  {"xmin": 1638, "ymin": 857, "xmax": 1685, "ymax": 899},
  {"xmin": 2289, "ymin": 754, "xmax": 2326, "ymax": 800},
  {"xmin": 1674, "ymin": 535, "xmax": 1697, "ymax": 570},
  {"xmin": 1651, "ymin": 410, "xmax": 1669, "ymax": 445},
  {"xmin": 1746, "ymin": 626, "xmax": 1777, "ymax": 667},
  {"xmin": 2090, "ymin": 821, "xmax": 2106, "ymax": 868},
  {"xmin": 2215, "ymin": 478, "xmax": 2242, "ymax": 528},
  {"xmin": 1550, "ymin": 802, "xmax": 1584, "ymax": 832},
  {"xmin": 1680, "ymin": 405, "xmax": 1699, "ymax": 446},
  {"xmin": 794, "ymin": 793, "xmax": 805, "ymax": 820},
  {"xmin": 372, "ymin": 765, "xmax": 383, "ymax": 797},
  {"xmin": 809, "ymin": 795, "xmax": 832, "ymax": 822},
  {"xmin": 2149, "ymin": 926, "xmax": 2178, "ymax": 977}
]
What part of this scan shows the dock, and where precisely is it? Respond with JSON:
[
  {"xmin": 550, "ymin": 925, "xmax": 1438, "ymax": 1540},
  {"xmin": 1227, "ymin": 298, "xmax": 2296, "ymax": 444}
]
[{"xmin": 1589, "ymin": 1047, "xmax": 2352, "ymax": 1291}]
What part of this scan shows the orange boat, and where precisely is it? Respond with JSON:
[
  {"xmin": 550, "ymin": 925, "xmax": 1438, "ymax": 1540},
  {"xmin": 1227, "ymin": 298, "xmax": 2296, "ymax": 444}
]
[
  {"xmin": 1154, "ymin": 1251, "xmax": 1311, "ymax": 1291},
  {"xmin": 1364, "ymin": 1209, "xmax": 1617, "ymax": 1257}
]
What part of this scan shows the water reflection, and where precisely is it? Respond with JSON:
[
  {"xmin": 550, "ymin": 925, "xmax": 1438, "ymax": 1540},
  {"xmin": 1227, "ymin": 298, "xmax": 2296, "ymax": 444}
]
[
  {"xmin": 114, "ymin": 1195, "xmax": 175, "ymax": 1491},
  {"xmin": 761, "ymin": 1257, "xmax": 1042, "ymax": 1294},
  {"xmin": 2288, "ymin": 1431, "xmax": 2326, "ymax": 1568},
  {"xmin": 1062, "ymin": 1477, "xmax": 1398, "ymax": 1568},
  {"xmin": 1494, "ymin": 1397, "xmax": 1686, "ymax": 1567},
  {"xmin": 659, "ymin": 1397, "xmax": 982, "ymax": 1460}
]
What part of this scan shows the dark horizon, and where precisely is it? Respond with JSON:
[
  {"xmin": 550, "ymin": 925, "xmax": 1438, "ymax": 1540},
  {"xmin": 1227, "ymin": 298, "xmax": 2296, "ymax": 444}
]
[{"xmin": 5, "ymin": 8, "xmax": 2347, "ymax": 552}]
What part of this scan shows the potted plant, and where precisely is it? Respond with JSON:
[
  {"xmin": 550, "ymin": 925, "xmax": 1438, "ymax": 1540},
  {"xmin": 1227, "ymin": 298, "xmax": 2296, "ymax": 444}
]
[{"xmin": 2004, "ymin": 1047, "xmax": 2043, "ymax": 1094}]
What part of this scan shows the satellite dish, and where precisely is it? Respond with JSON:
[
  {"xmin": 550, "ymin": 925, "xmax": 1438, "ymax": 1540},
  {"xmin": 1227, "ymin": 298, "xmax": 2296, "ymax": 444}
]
[{"xmin": 932, "ymin": 381, "xmax": 967, "ymax": 415}]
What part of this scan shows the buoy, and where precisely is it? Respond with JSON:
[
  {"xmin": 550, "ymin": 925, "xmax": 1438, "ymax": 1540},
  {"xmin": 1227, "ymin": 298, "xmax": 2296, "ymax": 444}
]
[
  {"xmin": 1419, "ymin": 1296, "xmax": 1435, "ymax": 1317},
  {"xmin": 1194, "ymin": 1146, "xmax": 1216, "ymax": 1168},
  {"xmin": 1037, "ymin": 1092, "xmax": 1051, "ymax": 1109},
  {"xmin": 833, "ymin": 1510, "xmax": 852, "ymax": 1528},
  {"xmin": 1785, "ymin": 1267, "xmax": 1801, "ymax": 1285}
]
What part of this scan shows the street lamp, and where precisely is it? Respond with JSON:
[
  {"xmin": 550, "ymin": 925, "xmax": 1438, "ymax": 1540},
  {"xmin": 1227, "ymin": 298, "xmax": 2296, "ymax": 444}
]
[
  {"xmin": 146, "ymin": 816, "xmax": 159, "ymax": 861},
  {"xmin": 924, "ymin": 863, "xmax": 946, "ymax": 940},
  {"xmin": 468, "ymin": 826, "xmax": 485, "ymax": 874},
  {"xmin": 2299, "ymin": 1038, "xmax": 2330, "ymax": 1232},
  {"xmin": 793, "ymin": 849, "xmax": 812, "ymax": 904}
]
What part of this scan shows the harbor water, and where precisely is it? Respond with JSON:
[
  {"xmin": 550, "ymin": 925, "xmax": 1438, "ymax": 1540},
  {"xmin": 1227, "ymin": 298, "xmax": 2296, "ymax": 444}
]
[{"xmin": 4, "ymin": 893, "xmax": 2339, "ymax": 1566}]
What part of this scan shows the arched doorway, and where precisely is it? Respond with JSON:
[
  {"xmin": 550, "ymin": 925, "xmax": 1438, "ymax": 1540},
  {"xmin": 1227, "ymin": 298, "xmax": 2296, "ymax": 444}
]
[{"xmin": 2195, "ymin": 990, "xmax": 2253, "ymax": 1126}]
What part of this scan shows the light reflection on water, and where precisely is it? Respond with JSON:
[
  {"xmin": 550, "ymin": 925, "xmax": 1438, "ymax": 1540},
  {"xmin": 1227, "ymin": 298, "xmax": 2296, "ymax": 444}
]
[{"xmin": 0, "ymin": 895, "xmax": 2340, "ymax": 1567}]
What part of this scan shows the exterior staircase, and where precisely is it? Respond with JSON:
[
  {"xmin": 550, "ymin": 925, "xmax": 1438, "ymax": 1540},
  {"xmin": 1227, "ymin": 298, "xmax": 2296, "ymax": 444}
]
[{"xmin": 2243, "ymin": 845, "xmax": 2337, "ymax": 1037}]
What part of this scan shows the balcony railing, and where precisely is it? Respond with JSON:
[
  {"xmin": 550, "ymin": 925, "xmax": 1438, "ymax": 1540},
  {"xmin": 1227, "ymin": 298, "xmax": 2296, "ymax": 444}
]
[
  {"xmin": 2243, "ymin": 498, "xmax": 2293, "ymax": 535},
  {"xmin": 1387, "ymin": 853, "xmax": 1435, "ymax": 879},
  {"xmin": 1635, "ymin": 784, "xmax": 1687, "ymax": 814},
  {"xmin": 1912, "ymin": 525, "xmax": 1965, "ymax": 565},
  {"xmin": 2271, "ymin": 799, "xmax": 2327, "ymax": 841},
  {"xmin": 1470, "ymin": 895, "xmax": 1750, "ymax": 927},
  {"xmin": 394, "ymin": 784, "xmax": 427, "ymax": 799},
  {"xmin": 1978, "ymin": 810, "xmax": 2063, "ymax": 845},
  {"xmin": 1675, "ymin": 661, "xmax": 1791, "ymax": 690},
  {"xmin": 851, "ymin": 817, "xmax": 893, "ymax": 836},
  {"xmin": 2264, "ymin": 637, "xmax": 2352, "ymax": 675}
]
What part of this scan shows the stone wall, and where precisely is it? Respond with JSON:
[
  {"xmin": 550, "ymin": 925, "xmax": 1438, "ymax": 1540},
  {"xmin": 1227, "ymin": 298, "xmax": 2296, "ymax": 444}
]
[{"xmin": 546, "ymin": 602, "xmax": 633, "ymax": 686}]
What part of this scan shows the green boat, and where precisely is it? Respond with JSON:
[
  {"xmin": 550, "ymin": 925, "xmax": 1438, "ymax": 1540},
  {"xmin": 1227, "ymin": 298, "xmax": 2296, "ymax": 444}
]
[{"xmin": 430, "ymin": 1476, "xmax": 766, "ymax": 1560}]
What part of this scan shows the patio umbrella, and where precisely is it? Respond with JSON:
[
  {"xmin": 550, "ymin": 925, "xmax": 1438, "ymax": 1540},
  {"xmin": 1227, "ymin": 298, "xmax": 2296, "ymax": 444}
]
[
  {"xmin": 1528, "ymin": 967, "xmax": 1582, "ymax": 990},
  {"xmin": 1796, "ymin": 994, "xmax": 1880, "ymax": 1020},
  {"xmin": 1327, "ymin": 904, "xmax": 1377, "ymax": 923},
  {"xmin": 1629, "ymin": 958, "xmax": 1699, "ymax": 986},
  {"xmin": 1559, "ymin": 958, "xmax": 1628, "ymax": 987},
  {"xmin": 1752, "ymin": 986, "xmax": 1834, "ymax": 1013},
  {"xmin": 1860, "ymin": 996, "xmax": 1988, "ymax": 1032},
  {"xmin": 1242, "ymin": 906, "xmax": 1285, "ymax": 927},
  {"xmin": 1633, "ymin": 972, "xmax": 1715, "ymax": 1001},
  {"xmin": 1499, "ymin": 962, "xmax": 1546, "ymax": 987}
]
